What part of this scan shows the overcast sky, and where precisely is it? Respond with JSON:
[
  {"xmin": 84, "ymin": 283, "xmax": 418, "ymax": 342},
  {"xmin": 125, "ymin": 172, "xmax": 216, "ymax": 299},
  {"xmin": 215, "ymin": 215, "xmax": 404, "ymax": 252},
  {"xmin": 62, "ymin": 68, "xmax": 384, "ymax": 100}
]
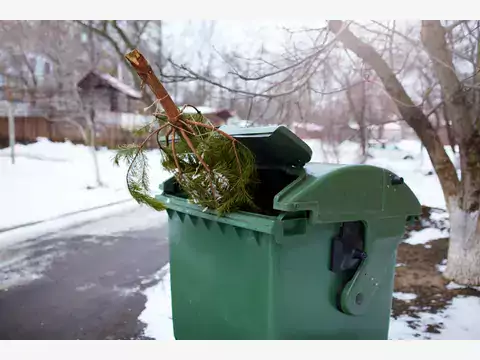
[
  {"xmin": 162, "ymin": 20, "xmax": 327, "ymax": 57},
  {"xmin": 152, "ymin": 20, "xmax": 475, "ymax": 106}
]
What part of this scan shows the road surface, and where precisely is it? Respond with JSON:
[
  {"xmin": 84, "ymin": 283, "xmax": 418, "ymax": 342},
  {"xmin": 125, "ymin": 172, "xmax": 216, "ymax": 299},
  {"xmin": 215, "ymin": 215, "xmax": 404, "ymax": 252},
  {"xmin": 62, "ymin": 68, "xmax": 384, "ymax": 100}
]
[{"xmin": 0, "ymin": 204, "xmax": 169, "ymax": 340}]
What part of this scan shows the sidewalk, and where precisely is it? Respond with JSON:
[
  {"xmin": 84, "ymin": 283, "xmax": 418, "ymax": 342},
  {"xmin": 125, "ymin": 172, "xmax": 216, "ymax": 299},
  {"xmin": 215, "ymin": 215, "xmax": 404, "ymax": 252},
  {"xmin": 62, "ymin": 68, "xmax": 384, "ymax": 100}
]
[
  {"xmin": 0, "ymin": 198, "xmax": 133, "ymax": 233},
  {"xmin": 0, "ymin": 201, "xmax": 140, "ymax": 250}
]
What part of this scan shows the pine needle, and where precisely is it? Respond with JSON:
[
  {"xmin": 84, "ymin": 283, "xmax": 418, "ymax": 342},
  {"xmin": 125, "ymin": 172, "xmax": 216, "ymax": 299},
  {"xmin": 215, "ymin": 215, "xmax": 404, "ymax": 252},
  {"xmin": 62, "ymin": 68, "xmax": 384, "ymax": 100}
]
[
  {"xmin": 113, "ymin": 112, "xmax": 259, "ymax": 215},
  {"xmin": 115, "ymin": 49, "xmax": 260, "ymax": 215}
]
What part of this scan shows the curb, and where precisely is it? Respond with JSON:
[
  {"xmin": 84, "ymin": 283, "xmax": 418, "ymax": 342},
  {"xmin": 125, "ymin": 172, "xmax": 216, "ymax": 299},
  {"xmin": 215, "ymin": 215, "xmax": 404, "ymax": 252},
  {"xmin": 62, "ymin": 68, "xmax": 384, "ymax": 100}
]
[{"xmin": 0, "ymin": 198, "xmax": 133, "ymax": 234}]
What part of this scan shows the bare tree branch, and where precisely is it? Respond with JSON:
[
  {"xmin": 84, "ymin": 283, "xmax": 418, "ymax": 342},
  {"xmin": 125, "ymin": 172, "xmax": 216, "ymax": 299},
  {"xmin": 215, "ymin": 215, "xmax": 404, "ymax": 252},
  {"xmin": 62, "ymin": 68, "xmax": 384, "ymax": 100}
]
[
  {"xmin": 227, "ymin": 25, "xmax": 339, "ymax": 82},
  {"xmin": 421, "ymin": 21, "xmax": 474, "ymax": 135},
  {"xmin": 111, "ymin": 21, "xmax": 135, "ymax": 50},
  {"xmin": 328, "ymin": 20, "xmax": 459, "ymax": 199},
  {"xmin": 425, "ymin": 99, "xmax": 446, "ymax": 119},
  {"xmin": 446, "ymin": 20, "xmax": 468, "ymax": 33}
]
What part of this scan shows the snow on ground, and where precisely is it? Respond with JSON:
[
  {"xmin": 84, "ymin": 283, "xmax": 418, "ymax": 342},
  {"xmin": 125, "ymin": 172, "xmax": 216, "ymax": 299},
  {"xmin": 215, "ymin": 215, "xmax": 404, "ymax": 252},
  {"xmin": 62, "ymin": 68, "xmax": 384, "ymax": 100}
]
[
  {"xmin": 138, "ymin": 263, "xmax": 174, "ymax": 340},
  {"xmin": 139, "ymin": 136, "xmax": 464, "ymax": 340},
  {"xmin": 3, "ymin": 135, "xmax": 475, "ymax": 340},
  {"xmin": 436, "ymin": 259, "xmax": 448, "ymax": 273},
  {"xmin": 135, "ymin": 137, "xmax": 477, "ymax": 340},
  {"xmin": 139, "ymin": 270, "xmax": 480, "ymax": 340},
  {"xmin": 1, "ymin": 135, "xmax": 447, "ymax": 231},
  {"xmin": 0, "ymin": 138, "xmax": 171, "ymax": 231},
  {"xmin": 404, "ymin": 228, "xmax": 450, "ymax": 246},
  {"xmin": 393, "ymin": 292, "xmax": 418, "ymax": 301},
  {"xmin": 388, "ymin": 296, "xmax": 480, "ymax": 340},
  {"xmin": 445, "ymin": 281, "xmax": 480, "ymax": 291}
]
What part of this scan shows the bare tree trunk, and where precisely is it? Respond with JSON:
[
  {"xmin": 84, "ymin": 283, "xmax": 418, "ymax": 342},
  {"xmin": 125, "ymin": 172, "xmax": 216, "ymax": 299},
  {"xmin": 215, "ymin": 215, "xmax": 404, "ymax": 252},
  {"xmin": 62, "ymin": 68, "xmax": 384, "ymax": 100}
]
[
  {"xmin": 345, "ymin": 79, "xmax": 368, "ymax": 163},
  {"xmin": 329, "ymin": 21, "xmax": 480, "ymax": 285},
  {"xmin": 421, "ymin": 20, "xmax": 480, "ymax": 284},
  {"xmin": 53, "ymin": 109, "xmax": 103, "ymax": 188},
  {"xmin": 442, "ymin": 96, "xmax": 457, "ymax": 155},
  {"xmin": 88, "ymin": 109, "xmax": 104, "ymax": 187},
  {"xmin": 447, "ymin": 204, "xmax": 480, "ymax": 284},
  {"xmin": 378, "ymin": 124, "xmax": 385, "ymax": 142},
  {"xmin": 86, "ymin": 27, "xmax": 104, "ymax": 188}
]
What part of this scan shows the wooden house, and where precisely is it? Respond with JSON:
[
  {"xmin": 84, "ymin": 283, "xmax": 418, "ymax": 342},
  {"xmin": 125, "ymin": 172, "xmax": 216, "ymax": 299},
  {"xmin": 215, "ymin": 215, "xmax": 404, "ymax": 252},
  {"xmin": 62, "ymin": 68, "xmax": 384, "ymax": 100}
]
[{"xmin": 77, "ymin": 71, "xmax": 144, "ymax": 115}]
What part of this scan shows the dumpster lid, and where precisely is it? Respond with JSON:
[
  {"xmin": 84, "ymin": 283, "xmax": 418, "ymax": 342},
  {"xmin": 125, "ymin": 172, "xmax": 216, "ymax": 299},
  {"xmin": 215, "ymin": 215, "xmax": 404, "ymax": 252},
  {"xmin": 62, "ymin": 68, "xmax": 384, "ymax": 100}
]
[
  {"xmin": 273, "ymin": 163, "xmax": 422, "ymax": 222},
  {"xmin": 218, "ymin": 125, "xmax": 312, "ymax": 168}
]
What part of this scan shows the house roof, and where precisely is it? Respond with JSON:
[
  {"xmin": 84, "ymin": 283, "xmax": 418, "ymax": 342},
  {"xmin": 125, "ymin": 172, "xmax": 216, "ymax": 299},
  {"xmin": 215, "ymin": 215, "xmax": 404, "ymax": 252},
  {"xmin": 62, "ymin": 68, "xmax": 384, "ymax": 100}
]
[
  {"xmin": 97, "ymin": 72, "xmax": 142, "ymax": 99},
  {"xmin": 77, "ymin": 71, "xmax": 142, "ymax": 99}
]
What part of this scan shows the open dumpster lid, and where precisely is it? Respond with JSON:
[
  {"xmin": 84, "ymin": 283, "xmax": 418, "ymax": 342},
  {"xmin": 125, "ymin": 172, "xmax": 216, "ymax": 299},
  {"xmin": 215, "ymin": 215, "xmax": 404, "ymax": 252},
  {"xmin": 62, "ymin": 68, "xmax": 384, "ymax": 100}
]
[{"xmin": 218, "ymin": 125, "xmax": 312, "ymax": 168}]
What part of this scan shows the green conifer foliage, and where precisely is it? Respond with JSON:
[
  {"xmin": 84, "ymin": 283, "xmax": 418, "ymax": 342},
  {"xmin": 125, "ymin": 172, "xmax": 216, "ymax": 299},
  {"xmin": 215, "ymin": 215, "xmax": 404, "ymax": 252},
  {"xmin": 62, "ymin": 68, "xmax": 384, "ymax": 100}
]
[
  {"xmin": 114, "ymin": 109, "xmax": 258, "ymax": 215},
  {"xmin": 113, "ymin": 49, "xmax": 259, "ymax": 215}
]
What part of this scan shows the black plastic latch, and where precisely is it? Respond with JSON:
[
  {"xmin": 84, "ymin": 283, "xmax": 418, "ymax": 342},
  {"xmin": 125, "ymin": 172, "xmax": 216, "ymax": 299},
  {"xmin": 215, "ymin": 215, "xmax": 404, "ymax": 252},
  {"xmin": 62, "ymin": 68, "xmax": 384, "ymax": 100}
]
[
  {"xmin": 391, "ymin": 175, "xmax": 404, "ymax": 185},
  {"xmin": 330, "ymin": 222, "xmax": 367, "ymax": 273}
]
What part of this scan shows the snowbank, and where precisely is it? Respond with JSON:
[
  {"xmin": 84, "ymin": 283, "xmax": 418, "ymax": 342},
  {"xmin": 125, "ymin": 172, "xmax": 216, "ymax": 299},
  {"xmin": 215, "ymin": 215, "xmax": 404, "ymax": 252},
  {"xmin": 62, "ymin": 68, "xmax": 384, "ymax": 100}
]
[
  {"xmin": 0, "ymin": 138, "xmax": 171, "ymax": 230},
  {"xmin": 1, "ymin": 135, "xmax": 449, "ymax": 231}
]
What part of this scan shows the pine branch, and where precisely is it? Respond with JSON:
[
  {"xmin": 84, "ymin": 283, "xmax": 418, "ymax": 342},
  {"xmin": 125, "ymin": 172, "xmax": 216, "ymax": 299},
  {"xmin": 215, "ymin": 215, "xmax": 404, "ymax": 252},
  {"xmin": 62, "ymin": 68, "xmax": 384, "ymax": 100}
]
[{"xmin": 113, "ymin": 49, "xmax": 259, "ymax": 215}]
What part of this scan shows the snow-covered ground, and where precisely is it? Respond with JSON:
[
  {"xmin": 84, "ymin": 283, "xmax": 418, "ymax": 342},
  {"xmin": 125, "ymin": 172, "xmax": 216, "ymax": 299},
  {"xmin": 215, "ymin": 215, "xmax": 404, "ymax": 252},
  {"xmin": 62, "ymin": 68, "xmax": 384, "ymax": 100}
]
[
  {"xmin": 138, "ymin": 271, "xmax": 480, "ymax": 340},
  {"xmin": 2, "ymin": 135, "xmax": 477, "ymax": 340},
  {"xmin": 0, "ymin": 138, "xmax": 171, "ymax": 231},
  {"xmin": 0, "ymin": 135, "xmax": 450, "ymax": 231},
  {"xmin": 389, "ymin": 296, "xmax": 480, "ymax": 340},
  {"xmin": 138, "ymin": 263, "xmax": 174, "ymax": 340}
]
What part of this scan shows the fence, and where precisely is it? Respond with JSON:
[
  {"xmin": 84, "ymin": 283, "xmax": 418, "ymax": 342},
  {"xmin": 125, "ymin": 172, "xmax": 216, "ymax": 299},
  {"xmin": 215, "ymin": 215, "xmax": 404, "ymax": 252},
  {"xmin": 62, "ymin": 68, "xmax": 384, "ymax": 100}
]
[{"xmin": 0, "ymin": 115, "xmax": 158, "ymax": 150}]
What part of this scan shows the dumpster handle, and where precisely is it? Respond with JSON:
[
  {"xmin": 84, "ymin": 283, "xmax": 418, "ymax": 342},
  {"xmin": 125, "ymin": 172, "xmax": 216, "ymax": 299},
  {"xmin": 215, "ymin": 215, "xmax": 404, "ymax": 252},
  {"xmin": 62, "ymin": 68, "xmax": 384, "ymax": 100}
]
[
  {"xmin": 339, "ymin": 217, "xmax": 407, "ymax": 316},
  {"xmin": 276, "ymin": 212, "xmax": 308, "ymax": 239}
]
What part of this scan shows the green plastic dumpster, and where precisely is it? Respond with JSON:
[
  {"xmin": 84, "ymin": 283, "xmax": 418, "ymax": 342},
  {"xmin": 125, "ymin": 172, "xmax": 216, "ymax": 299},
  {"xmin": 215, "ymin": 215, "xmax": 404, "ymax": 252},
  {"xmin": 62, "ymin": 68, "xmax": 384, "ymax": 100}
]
[{"xmin": 156, "ymin": 125, "xmax": 421, "ymax": 340}]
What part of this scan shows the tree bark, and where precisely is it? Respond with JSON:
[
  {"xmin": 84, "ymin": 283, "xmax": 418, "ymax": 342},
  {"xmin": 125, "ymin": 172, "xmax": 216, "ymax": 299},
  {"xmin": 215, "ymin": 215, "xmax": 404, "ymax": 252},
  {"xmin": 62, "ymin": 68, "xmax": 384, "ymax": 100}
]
[
  {"xmin": 447, "ymin": 203, "xmax": 480, "ymax": 284},
  {"xmin": 421, "ymin": 20, "xmax": 480, "ymax": 211},
  {"xmin": 329, "ymin": 20, "xmax": 480, "ymax": 285},
  {"xmin": 345, "ymin": 80, "xmax": 368, "ymax": 163},
  {"xmin": 421, "ymin": 20, "xmax": 480, "ymax": 284},
  {"xmin": 125, "ymin": 49, "xmax": 180, "ymax": 120},
  {"xmin": 442, "ymin": 97, "xmax": 457, "ymax": 155},
  {"xmin": 87, "ymin": 110, "xmax": 103, "ymax": 187}
]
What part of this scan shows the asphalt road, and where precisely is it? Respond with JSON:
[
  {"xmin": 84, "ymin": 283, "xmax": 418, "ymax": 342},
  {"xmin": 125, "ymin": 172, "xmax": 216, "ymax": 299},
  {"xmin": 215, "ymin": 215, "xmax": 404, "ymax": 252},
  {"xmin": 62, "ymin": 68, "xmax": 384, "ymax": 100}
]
[{"xmin": 0, "ymin": 205, "xmax": 169, "ymax": 340}]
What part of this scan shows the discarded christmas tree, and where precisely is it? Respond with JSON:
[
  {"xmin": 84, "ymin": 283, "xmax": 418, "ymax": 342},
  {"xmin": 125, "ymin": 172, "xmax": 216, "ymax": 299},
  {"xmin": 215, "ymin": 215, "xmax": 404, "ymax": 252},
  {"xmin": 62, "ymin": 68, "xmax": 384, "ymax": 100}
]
[{"xmin": 113, "ymin": 49, "xmax": 259, "ymax": 215}]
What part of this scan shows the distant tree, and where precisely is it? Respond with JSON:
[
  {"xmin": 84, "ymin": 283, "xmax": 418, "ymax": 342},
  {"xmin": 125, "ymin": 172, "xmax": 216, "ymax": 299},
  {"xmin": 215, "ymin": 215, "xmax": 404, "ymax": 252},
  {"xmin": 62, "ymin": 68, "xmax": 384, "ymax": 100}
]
[{"xmin": 0, "ymin": 20, "xmax": 109, "ymax": 187}]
